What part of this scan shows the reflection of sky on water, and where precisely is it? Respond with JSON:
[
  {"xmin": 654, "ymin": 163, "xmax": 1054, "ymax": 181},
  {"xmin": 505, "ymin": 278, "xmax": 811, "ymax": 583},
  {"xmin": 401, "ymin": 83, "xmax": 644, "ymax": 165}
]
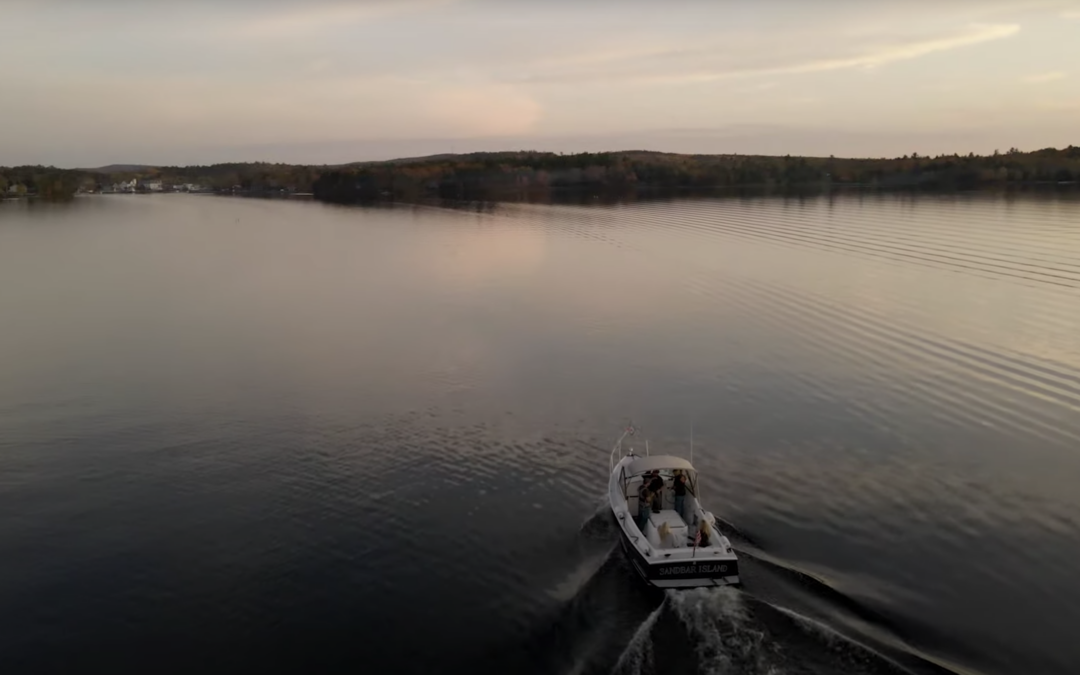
[{"xmin": 3, "ymin": 192, "xmax": 1080, "ymax": 674}]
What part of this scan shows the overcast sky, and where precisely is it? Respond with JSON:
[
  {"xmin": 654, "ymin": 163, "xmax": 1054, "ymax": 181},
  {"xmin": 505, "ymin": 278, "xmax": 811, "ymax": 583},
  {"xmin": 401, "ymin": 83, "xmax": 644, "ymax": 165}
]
[{"xmin": 2, "ymin": 0, "xmax": 1078, "ymax": 167}]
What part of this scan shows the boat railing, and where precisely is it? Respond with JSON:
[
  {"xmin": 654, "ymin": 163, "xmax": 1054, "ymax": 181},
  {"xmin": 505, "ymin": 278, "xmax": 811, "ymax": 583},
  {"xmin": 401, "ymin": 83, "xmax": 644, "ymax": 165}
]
[{"xmin": 610, "ymin": 425, "xmax": 649, "ymax": 472}]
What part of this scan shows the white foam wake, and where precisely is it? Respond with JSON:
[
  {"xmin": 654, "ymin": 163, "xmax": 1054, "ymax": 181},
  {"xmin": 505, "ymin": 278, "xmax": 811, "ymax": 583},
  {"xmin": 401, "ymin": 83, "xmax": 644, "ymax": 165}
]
[
  {"xmin": 610, "ymin": 600, "xmax": 666, "ymax": 675},
  {"xmin": 666, "ymin": 587, "xmax": 790, "ymax": 675},
  {"xmin": 669, "ymin": 588, "xmax": 777, "ymax": 675}
]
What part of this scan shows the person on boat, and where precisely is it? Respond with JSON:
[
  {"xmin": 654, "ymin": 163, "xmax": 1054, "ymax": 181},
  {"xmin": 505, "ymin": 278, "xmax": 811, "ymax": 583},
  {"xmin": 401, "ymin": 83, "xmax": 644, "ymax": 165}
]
[
  {"xmin": 695, "ymin": 519, "xmax": 712, "ymax": 548},
  {"xmin": 673, "ymin": 471, "xmax": 692, "ymax": 521},
  {"xmin": 647, "ymin": 470, "xmax": 664, "ymax": 512},
  {"xmin": 637, "ymin": 484, "xmax": 653, "ymax": 530},
  {"xmin": 657, "ymin": 521, "xmax": 674, "ymax": 548}
]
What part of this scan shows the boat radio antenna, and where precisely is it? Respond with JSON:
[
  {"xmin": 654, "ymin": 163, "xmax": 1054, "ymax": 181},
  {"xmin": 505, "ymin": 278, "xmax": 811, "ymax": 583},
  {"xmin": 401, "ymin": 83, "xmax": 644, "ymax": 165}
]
[{"xmin": 690, "ymin": 419, "xmax": 694, "ymax": 465}]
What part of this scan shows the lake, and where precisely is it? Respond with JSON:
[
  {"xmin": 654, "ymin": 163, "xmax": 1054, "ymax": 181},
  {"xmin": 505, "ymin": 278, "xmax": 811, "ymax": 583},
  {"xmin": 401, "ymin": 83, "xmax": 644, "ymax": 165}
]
[{"xmin": 1, "ymin": 191, "xmax": 1078, "ymax": 675}]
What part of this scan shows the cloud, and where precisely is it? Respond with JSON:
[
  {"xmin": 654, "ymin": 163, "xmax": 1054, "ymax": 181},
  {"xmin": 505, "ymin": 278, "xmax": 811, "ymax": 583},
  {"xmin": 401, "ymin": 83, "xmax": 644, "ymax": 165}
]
[
  {"xmin": 0, "ymin": 68, "xmax": 540, "ymax": 162},
  {"xmin": 1062, "ymin": 9, "xmax": 1080, "ymax": 19},
  {"xmin": 1032, "ymin": 98, "xmax": 1080, "ymax": 112},
  {"xmin": 1, "ymin": 2, "xmax": 1074, "ymax": 167},
  {"xmin": 497, "ymin": 23, "xmax": 1021, "ymax": 86},
  {"xmin": 231, "ymin": 0, "xmax": 451, "ymax": 39},
  {"xmin": 1024, "ymin": 71, "xmax": 1068, "ymax": 83},
  {"xmin": 779, "ymin": 23, "xmax": 1020, "ymax": 73},
  {"xmin": 423, "ymin": 86, "xmax": 543, "ymax": 137}
]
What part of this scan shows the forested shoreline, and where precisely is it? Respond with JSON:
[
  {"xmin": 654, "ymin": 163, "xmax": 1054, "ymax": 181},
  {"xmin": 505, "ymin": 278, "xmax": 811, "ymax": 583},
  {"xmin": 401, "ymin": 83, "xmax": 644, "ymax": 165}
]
[{"xmin": 3, "ymin": 146, "xmax": 1078, "ymax": 202}]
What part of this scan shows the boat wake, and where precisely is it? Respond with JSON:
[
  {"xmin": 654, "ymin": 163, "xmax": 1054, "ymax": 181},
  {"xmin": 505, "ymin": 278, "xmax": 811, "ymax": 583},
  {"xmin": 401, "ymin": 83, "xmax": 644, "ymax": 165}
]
[
  {"xmin": 547, "ymin": 544, "xmax": 617, "ymax": 603},
  {"xmin": 480, "ymin": 546, "xmax": 659, "ymax": 675},
  {"xmin": 606, "ymin": 582, "xmax": 967, "ymax": 675},
  {"xmin": 604, "ymin": 570, "xmax": 976, "ymax": 673},
  {"xmin": 611, "ymin": 588, "xmax": 779, "ymax": 675},
  {"xmin": 597, "ymin": 515, "xmax": 969, "ymax": 675},
  {"xmin": 579, "ymin": 497, "xmax": 619, "ymax": 540},
  {"xmin": 609, "ymin": 600, "xmax": 667, "ymax": 675},
  {"xmin": 489, "ymin": 501, "xmax": 974, "ymax": 675}
]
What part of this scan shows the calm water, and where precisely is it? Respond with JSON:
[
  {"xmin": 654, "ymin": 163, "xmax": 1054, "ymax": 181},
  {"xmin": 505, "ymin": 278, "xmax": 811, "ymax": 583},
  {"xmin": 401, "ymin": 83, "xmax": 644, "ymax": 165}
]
[{"xmin": 1, "ymin": 192, "xmax": 1078, "ymax": 675}]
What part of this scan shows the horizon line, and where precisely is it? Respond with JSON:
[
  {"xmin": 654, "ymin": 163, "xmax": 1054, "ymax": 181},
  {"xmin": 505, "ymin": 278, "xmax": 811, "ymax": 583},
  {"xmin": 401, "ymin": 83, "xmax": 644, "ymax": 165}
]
[{"xmin": 10, "ymin": 143, "xmax": 1079, "ymax": 172}]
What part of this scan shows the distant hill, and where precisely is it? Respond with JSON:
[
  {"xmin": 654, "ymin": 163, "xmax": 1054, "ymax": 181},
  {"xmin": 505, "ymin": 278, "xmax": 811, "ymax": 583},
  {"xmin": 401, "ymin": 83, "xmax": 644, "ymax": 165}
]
[
  {"xmin": 84, "ymin": 164, "xmax": 159, "ymax": 174},
  {"xmin": 342, "ymin": 153, "xmax": 461, "ymax": 167},
  {"xmin": 313, "ymin": 146, "xmax": 1080, "ymax": 204},
  {"xmin": 7, "ymin": 145, "xmax": 1078, "ymax": 201}
]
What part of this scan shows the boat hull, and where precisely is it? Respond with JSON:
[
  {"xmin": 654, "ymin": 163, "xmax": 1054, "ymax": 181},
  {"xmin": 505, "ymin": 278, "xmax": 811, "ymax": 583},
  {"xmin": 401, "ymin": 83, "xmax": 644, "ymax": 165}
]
[{"xmin": 617, "ymin": 521, "xmax": 741, "ymax": 589}]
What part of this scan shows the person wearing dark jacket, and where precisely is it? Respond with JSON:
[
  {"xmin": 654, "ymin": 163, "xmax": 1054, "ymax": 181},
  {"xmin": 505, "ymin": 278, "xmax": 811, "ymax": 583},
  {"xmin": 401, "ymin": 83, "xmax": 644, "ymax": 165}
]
[
  {"xmin": 637, "ymin": 485, "xmax": 653, "ymax": 530},
  {"xmin": 673, "ymin": 471, "xmax": 692, "ymax": 521},
  {"xmin": 647, "ymin": 470, "xmax": 664, "ymax": 512}
]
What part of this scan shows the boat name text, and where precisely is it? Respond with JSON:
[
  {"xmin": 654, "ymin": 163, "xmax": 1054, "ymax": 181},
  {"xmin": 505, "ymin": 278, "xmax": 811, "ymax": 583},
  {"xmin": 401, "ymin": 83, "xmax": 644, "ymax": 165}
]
[{"xmin": 657, "ymin": 564, "xmax": 729, "ymax": 576}]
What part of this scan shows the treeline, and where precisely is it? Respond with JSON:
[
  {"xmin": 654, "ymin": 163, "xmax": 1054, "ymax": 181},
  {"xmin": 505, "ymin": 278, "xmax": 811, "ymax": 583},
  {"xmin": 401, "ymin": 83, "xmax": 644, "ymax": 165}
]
[
  {"xmin": 313, "ymin": 147, "xmax": 1080, "ymax": 203},
  {"xmin": 140, "ymin": 163, "xmax": 320, "ymax": 193},
  {"xmin": 0, "ymin": 167, "xmax": 88, "ymax": 199},
  {"xmin": 4, "ymin": 146, "xmax": 1079, "ymax": 201},
  {"xmin": 0, "ymin": 163, "xmax": 320, "ymax": 199}
]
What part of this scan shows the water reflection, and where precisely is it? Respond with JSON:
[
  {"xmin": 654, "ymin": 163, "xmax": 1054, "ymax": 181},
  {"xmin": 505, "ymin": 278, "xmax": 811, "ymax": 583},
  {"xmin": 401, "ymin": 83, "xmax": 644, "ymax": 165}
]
[{"xmin": 0, "ymin": 192, "xmax": 1078, "ymax": 675}]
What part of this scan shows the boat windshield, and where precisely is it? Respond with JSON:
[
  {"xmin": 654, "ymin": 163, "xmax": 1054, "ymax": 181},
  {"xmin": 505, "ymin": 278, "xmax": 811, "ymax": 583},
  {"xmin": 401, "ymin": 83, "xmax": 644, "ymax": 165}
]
[{"xmin": 622, "ymin": 465, "xmax": 697, "ymax": 498}]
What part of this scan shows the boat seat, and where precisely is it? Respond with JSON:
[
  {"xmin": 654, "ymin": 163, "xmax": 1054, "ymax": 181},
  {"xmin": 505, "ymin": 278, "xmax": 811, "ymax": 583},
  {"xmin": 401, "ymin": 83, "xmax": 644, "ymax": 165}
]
[
  {"xmin": 648, "ymin": 509, "xmax": 688, "ymax": 548},
  {"xmin": 644, "ymin": 520, "xmax": 661, "ymax": 548},
  {"xmin": 661, "ymin": 485, "xmax": 676, "ymax": 510}
]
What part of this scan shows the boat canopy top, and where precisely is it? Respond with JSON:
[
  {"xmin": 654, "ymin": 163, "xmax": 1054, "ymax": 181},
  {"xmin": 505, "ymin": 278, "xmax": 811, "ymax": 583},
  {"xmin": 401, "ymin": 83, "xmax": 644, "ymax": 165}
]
[{"xmin": 625, "ymin": 455, "xmax": 696, "ymax": 476}]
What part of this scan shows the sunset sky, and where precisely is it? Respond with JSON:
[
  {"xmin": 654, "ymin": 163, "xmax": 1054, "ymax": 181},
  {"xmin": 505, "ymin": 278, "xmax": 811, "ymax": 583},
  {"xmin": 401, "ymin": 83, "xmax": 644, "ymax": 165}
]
[{"xmin": 2, "ymin": 0, "xmax": 1078, "ymax": 167}]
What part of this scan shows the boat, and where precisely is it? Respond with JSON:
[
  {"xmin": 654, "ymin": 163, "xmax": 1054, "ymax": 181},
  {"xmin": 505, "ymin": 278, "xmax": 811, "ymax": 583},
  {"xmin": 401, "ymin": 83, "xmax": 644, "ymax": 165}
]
[{"xmin": 608, "ymin": 424, "xmax": 740, "ymax": 588}]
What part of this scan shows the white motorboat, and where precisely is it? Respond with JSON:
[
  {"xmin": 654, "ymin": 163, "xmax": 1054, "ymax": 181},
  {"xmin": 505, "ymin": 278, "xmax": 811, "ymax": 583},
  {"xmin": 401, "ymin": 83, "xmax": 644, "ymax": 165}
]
[{"xmin": 608, "ymin": 425, "xmax": 740, "ymax": 588}]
